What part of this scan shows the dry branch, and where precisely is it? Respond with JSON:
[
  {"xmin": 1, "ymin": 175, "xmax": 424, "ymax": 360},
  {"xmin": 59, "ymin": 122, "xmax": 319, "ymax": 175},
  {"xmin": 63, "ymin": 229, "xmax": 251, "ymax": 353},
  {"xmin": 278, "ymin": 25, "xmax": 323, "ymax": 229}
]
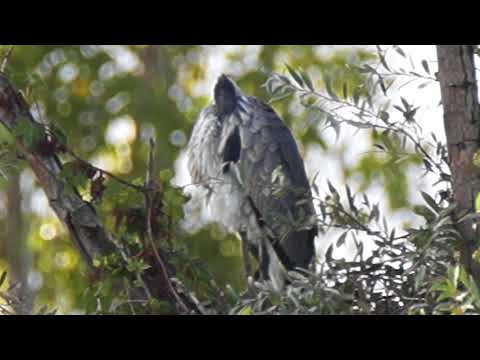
[{"xmin": 0, "ymin": 72, "xmax": 197, "ymax": 314}]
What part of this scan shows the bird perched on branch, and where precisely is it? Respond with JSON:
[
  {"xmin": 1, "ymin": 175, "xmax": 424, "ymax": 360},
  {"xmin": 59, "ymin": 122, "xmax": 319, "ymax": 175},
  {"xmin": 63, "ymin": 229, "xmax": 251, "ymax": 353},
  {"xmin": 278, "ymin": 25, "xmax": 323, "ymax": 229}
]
[{"xmin": 186, "ymin": 75, "xmax": 317, "ymax": 290}]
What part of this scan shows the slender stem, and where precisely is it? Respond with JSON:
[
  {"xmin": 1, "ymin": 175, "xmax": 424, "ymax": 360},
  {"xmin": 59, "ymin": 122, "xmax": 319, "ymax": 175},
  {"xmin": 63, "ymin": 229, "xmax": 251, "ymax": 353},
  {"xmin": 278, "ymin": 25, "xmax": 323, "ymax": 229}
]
[
  {"xmin": 65, "ymin": 148, "xmax": 145, "ymax": 192},
  {"xmin": 0, "ymin": 46, "xmax": 14, "ymax": 73},
  {"xmin": 144, "ymin": 139, "xmax": 190, "ymax": 314}
]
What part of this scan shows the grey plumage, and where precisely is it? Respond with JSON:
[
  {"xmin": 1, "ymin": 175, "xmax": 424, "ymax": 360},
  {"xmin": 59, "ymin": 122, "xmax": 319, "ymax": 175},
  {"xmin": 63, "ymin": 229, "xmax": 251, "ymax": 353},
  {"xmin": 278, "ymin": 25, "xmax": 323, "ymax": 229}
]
[{"xmin": 186, "ymin": 75, "xmax": 317, "ymax": 290}]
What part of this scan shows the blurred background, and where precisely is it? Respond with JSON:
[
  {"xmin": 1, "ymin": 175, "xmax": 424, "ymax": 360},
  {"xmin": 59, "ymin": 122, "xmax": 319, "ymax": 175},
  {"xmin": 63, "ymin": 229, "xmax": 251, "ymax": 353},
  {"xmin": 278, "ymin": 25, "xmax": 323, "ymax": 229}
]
[{"xmin": 0, "ymin": 45, "xmax": 447, "ymax": 314}]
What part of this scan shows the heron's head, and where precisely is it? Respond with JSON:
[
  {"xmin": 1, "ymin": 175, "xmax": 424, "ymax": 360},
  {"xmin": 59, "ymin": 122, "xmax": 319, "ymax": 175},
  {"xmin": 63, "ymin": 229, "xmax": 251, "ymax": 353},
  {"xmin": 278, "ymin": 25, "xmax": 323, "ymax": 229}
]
[{"xmin": 214, "ymin": 74, "xmax": 243, "ymax": 117}]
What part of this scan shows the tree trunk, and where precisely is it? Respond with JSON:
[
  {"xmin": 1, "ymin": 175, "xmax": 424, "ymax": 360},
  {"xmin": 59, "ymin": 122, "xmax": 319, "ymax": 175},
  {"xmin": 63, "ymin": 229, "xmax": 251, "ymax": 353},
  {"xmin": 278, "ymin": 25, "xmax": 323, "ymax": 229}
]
[{"xmin": 436, "ymin": 45, "xmax": 480, "ymax": 280}]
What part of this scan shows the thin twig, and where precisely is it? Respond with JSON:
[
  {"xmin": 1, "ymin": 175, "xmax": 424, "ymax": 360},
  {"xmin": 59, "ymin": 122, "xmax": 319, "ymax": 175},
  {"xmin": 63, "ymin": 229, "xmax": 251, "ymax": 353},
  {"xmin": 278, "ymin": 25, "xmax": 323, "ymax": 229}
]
[
  {"xmin": 65, "ymin": 148, "xmax": 145, "ymax": 192},
  {"xmin": 0, "ymin": 46, "xmax": 14, "ymax": 73},
  {"xmin": 144, "ymin": 138, "xmax": 190, "ymax": 314}
]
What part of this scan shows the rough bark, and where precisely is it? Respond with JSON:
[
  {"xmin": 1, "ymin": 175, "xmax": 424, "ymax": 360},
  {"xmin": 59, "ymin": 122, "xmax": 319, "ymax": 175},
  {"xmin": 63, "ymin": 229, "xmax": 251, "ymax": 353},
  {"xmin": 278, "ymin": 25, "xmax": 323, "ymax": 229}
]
[
  {"xmin": 0, "ymin": 74, "xmax": 116, "ymax": 265},
  {"xmin": 436, "ymin": 45, "xmax": 480, "ymax": 280}
]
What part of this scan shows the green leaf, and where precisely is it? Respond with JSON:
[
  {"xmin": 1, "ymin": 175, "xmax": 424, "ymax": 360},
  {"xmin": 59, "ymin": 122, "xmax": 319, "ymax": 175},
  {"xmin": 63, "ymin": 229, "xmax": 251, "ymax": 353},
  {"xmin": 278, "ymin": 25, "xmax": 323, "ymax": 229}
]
[
  {"xmin": 126, "ymin": 259, "xmax": 151, "ymax": 273},
  {"xmin": 300, "ymin": 70, "xmax": 314, "ymax": 92},
  {"xmin": 468, "ymin": 274, "xmax": 480, "ymax": 299},
  {"xmin": 363, "ymin": 64, "xmax": 376, "ymax": 73},
  {"xmin": 132, "ymin": 177, "xmax": 144, "ymax": 186},
  {"xmin": 268, "ymin": 89, "xmax": 294, "ymax": 104},
  {"xmin": 357, "ymin": 65, "xmax": 375, "ymax": 74},
  {"xmin": 159, "ymin": 169, "xmax": 174, "ymax": 183},
  {"xmin": 418, "ymin": 82, "xmax": 430, "ymax": 90},
  {"xmin": 12, "ymin": 119, "xmax": 44, "ymax": 149},
  {"xmin": 473, "ymin": 151, "xmax": 480, "ymax": 168},
  {"xmin": 0, "ymin": 271, "xmax": 7, "ymax": 287},
  {"xmin": 149, "ymin": 299, "xmax": 173, "ymax": 314},
  {"xmin": 450, "ymin": 265, "xmax": 460, "ymax": 289},
  {"xmin": 327, "ymin": 180, "xmax": 339, "ymax": 199},
  {"xmin": 421, "ymin": 191, "xmax": 440, "ymax": 213},
  {"xmin": 37, "ymin": 305, "xmax": 49, "ymax": 315},
  {"xmin": 225, "ymin": 284, "xmax": 239, "ymax": 306},
  {"xmin": 238, "ymin": 306, "xmax": 253, "ymax": 315},
  {"xmin": 378, "ymin": 78, "xmax": 387, "ymax": 95},
  {"xmin": 336, "ymin": 232, "xmax": 348, "ymax": 248},
  {"xmin": 352, "ymin": 88, "xmax": 360, "ymax": 106},
  {"xmin": 413, "ymin": 205, "xmax": 436, "ymax": 223},
  {"xmin": 421, "ymin": 60, "xmax": 430, "ymax": 74},
  {"xmin": 379, "ymin": 53, "xmax": 391, "ymax": 72},
  {"xmin": 285, "ymin": 64, "xmax": 304, "ymax": 88},
  {"xmin": 323, "ymin": 74, "xmax": 337, "ymax": 100},
  {"xmin": 325, "ymin": 244, "xmax": 334, "ymax": 263},
  {"xmin": 92, "ymin": 259, "xmax": 102, "ymax": 268},
  {"xmin": 476, "ymin": 193, "xmax": 480, "ymax": 213},
  {"xmin": 163, "ymin": 188, "xmax": 188, "ymax": 209},
  {"xmin": 59, "ymin": 162, "xmax": 76, "ymax": 180},
  {"xmin": 394, "ymin": 46, "xmax": 406, "ymax": 58},
  {"xmin": 60, "ymin": 162, "xmax": 88, "ymax": 190},
  {"xmin": 50, "ymin": 124, "xmax": 68, "ymax": 148},
  {"xmin": 269, "ymin": 292, "xmax": 281, "ymax": 306},
  {"xmin": 379, "ymin": 111, "xmax": 390, "ymax": 123}
]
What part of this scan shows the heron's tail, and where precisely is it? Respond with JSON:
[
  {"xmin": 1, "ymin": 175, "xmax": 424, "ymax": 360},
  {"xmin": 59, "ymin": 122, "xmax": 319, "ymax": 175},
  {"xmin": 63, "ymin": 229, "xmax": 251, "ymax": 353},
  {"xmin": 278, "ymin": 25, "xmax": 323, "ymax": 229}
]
[{"xmin": 259, "ymin": 236, "xmax": 288, "ymax": 291}]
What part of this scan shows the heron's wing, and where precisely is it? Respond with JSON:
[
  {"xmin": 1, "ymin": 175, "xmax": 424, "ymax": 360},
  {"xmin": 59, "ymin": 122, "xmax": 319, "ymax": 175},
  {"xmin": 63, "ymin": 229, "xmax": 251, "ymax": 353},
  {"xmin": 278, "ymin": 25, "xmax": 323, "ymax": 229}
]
[{"xmin": 229, "ymin": 98, "xmax": 316, "ymax": 244}]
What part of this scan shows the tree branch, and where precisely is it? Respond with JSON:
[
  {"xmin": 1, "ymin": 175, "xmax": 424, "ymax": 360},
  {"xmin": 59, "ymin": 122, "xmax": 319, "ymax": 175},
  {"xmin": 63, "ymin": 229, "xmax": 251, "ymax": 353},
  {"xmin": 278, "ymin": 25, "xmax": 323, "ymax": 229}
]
[
  {"xmin": 0, "ymin": 73, "xmax": 116, "ymax": 265},
  {"xmin": 0, "ymin": 72, "xmax": 198, "ymax": 314}
]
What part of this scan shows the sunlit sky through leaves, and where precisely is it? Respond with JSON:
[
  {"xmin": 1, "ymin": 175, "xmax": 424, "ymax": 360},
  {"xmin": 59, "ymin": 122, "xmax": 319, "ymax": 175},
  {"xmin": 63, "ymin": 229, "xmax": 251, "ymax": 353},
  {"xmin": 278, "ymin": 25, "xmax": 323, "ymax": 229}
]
[{"xmin": 24, "ymin": 45, "xmax": 480, "ymax": 264}]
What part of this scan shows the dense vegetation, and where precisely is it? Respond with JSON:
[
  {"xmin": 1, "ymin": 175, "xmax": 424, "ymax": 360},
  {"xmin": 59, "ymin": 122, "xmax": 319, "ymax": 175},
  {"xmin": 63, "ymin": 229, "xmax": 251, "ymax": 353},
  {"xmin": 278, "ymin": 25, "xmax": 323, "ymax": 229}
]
[{"xmin": 0, "ymin": 45, "xmax": 479, "ymax": 315}]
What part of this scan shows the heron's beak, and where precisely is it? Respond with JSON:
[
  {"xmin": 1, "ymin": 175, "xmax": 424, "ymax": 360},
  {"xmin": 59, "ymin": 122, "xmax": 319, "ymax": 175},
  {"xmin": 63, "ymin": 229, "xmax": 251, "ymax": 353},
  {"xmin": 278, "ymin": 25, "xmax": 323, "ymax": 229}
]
[{"xmin": 214, "ymin": 74, "xmax": 239, "ymax": 116}]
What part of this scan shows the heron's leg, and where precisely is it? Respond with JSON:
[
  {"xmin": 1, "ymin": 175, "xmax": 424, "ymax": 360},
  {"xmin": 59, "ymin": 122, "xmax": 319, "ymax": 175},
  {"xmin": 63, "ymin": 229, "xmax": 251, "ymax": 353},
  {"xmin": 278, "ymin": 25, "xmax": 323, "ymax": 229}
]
[
  {"xmin": 258, "ymin": 240, "xmax": 270, "ymax": 281},
  {"xmin": 242, "ymin": 240, "xmax": 253, "ymax": 279},
  {"xmin": 239, "ymin": 232, "xmax": 253, "ymax": 280}
]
